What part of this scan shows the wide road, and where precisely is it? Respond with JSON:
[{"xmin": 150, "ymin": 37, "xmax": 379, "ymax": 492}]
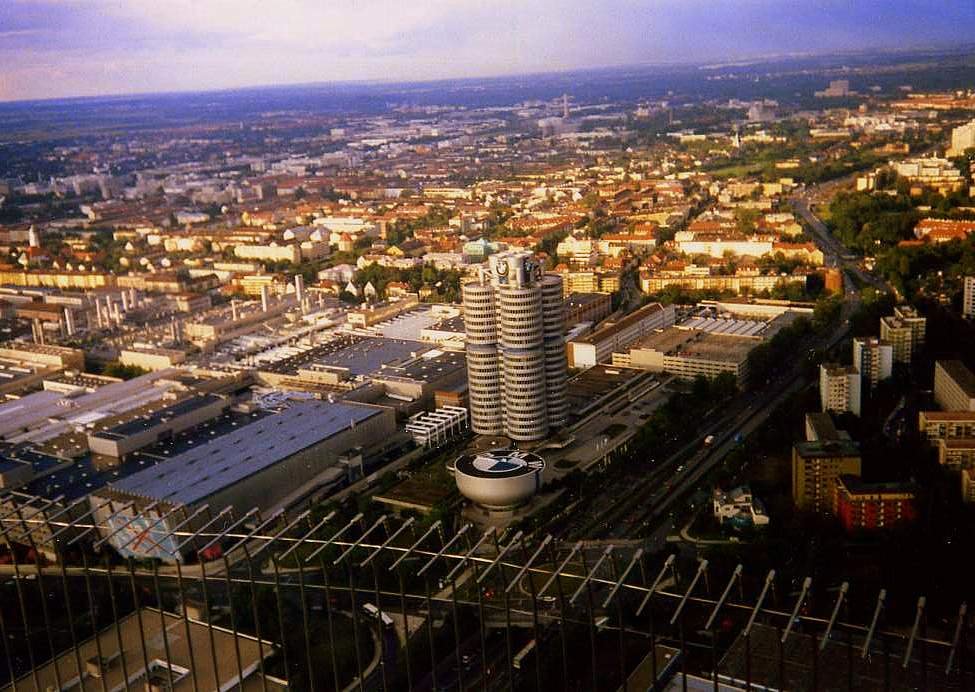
[
  {"xmin": 554, "ymin": 181, "xmax": 875, "ymax": 546},
  {"xmin": 791, "ymin": 194, "xmax": 889, "ymax": 293}
]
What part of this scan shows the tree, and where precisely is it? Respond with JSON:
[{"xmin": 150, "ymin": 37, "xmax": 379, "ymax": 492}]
[
  {"xmin": 734, "ymin": 207, "xmax": 761, "ymax": 235},
  {"xmin": 102, "ymin": 362, "xmax": 150, "ymax": 380},
  {"xmin": 812, "ymin": 294, "xmax": 843, "ymax": 333}
]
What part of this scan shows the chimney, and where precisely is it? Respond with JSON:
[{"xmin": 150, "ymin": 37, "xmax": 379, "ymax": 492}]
[
  {"xmin": 64, "ymin": 307, "xmax": 75, "ymax": 336},
  {"xmin": 294, "ymin": 275, "xmax": 305, "ymax": 304},
  {"xmin": 260, "ymin": 285, "xmax": 270, "ymax": 313},
  {"xmin": 231, "ymin": 300, "xmax": 239, "ymax": 322},
  {"xmin": 121, "ymin": 290, "xmax": 129, "ymax": 311}
]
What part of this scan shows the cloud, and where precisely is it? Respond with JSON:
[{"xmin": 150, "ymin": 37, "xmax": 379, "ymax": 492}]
[{"xmin": 1, "ymin": 0, "xmax": 973, "ymax": 101}]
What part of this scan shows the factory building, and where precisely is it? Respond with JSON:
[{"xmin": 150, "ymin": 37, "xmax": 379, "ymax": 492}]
[
  {"xmin": 87, "ymin": 394, "xmax": 230, "ymax": 460},
  {"xmin": 462, "ymin": 251, "xmax": 567, "ymax": 441},
  {"xmin": 566, "ymin": 302, "xmax": 675, "ymax": 369},
  {"xmin": 90, "ymin": 400, "xmax": 395, "ymax": 562},
  {"xmin": 613, "ymin": 328, "xmax": 754, "ymax": 386}
]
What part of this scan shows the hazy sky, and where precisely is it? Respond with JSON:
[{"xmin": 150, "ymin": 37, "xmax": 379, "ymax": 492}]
[{"xmin": 1, "ymin": 0, "xmax": 972, "ymax": 102}]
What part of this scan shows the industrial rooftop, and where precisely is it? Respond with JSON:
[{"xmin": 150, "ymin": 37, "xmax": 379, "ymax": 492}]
[{"xmin": 107, "ymin": 400, "xmax": 379, "ymax": 506}]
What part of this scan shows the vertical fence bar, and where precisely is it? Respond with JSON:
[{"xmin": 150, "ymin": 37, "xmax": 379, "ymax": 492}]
[
  {"xmin": 125, "ymin": 559, "xmax": 153, "ymax": 691},
  {"xmin": 0, "ymin": 519, "xmax": 41, "ymax": 692},
  {"xmin": 0, "ymin": 607, "xmax": 19, "ymax": 692},
  {"xmin": 150, "ymin": 560, "xmax": 176, "ymax": 690},
  {"xmin": 80, "ymin": 550, "xmax": 110, "ymax": 692},
  {"xmin": 174, "ymin": 559, "xmax": 200, "ymax": 692},
  {"xmin": 103, "ymin": 556, "xmax": 132, "ymax": 692}
]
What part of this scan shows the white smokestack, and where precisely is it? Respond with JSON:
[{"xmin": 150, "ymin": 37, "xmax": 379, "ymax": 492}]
[
  {"xmin": 64, "ymin": 308, "xmax": 75, "ymax": 336},
  {"xmin": 231, "ymin": 300, "xmax": 239, "ymax": 322},
  {"xmin": 261, "ymin": 285, "xmax": 270, "ymax": 313}
]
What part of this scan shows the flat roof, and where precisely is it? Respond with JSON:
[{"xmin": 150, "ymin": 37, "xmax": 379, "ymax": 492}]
[
  {"xmin": 920, "ymin": 410, "xmax": 975, "ymax": 421},
  {"xmin": 793, "ymin": 439, "xmax": 861, "ymax": 458},
  {"xmin": 836, "ymin": 474, "xmax": 915, "ymax": 495},
  {"xmin": 942, "ymin": 438, "xmax": 975, "ymax": 449},
  {"xmin": 259, "ymin": 334, "xmax": 430, "ymax": 377},
  {"xmin": 631, "ymin": 328, "xmax": 695, "ymax": 354},
  {"xmin": 575, "ymin": 302, "xmax": 666, "ymax": 345},
  {"xmin": 938, "ymin": 360, "xmax": 975, "ymax": 398},
  {"xmin": 92, "ymin": 394, "xmax": 226, "ymax": 441},
  {"xmin": 26, "ymin": 410, "xmax": 265, "ymax": 502},
  {"xmin": 372, "ymin": 350, "xmax": 466, "ymax": 383},
  {"xmin": 108, "ymin": 401, "xmax": 378, "ymax": 505},
  {"xmin": 674, "ymin": 333, "xmax": 755, "ymax": 362},
  {"xmin": 677, "ymin": 315, "xmax": 767, "ymax": 338},
  {"xmin": 565, "ymin": 292, "xmax": 610, "ymax": 308},
  {"xmin": 376, "ymin": 307, "xmax": 443, "ymax": 340},
  {"xmin": 1, "ymin": 608, "xmax": 281, "ymax": 692},
  {"xmin": 805, "ymin": 412, "xmax": 841, "ymax": 441}
]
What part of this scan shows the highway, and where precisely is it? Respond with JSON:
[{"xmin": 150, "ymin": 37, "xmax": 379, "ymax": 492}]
[{"xmin": 541, "ymin": 184, "xmax": 873, "ymax": 550}]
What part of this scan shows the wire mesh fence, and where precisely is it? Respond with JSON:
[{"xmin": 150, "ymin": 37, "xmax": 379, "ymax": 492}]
[{"xmin": 0, "ymin": 496, "xmax": 970, "ymax": 691}]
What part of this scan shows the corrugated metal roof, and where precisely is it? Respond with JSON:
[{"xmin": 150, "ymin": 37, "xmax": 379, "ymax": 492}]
[{"xmin": 108, "ymin": 400, "xmax": 378, "ymax": 506}]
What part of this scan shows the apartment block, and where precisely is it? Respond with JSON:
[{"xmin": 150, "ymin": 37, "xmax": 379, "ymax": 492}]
[
  {"xmin": 933, "ymin": 360, "xmax": 975, "ymax": 412},
  {"xmin": 936, "ymin": 438, "xmax": 975, "ymax": 470},
  {"xmin": 792, "ymin": 439, "xmax": 862, "ymax": 513},
  {"xmin": 819, "ymin": 363, "xmax": 861, "ymax": 417},
  {"xmin": 852, "ymin": 337, "xmax": 893, "ymax": 386},
  {"xmin": 833, "ymin": 475, "xmax": 916, "ymax": 531},
  {"xmin": 879, "ymin": 318, "xmax": 911, "ymax": 363},
  {"xmin": 918, "ymin": 410, "xmax": 975, "ymax": 441}
]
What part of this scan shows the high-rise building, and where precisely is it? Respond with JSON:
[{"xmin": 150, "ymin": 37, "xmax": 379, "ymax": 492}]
[
  {"xmin": 933, "ymin": 360, "xmax": 975, "ymax": 412},
  {"xmin": 964, "ymin": 276, "xmax": 975, "ymax": 319},
  {"xmin": 462, "ymin": 250, "xmax": 567, "ymax": 441},
  {"xmin": 893, "ymin": 304, "xmax": 926, "ymax": 346},
  {"xmin": 880, "ymin": 306, "xmax": 925, "ymax": 364},
  {"xmin": 852, "ymin": 337, "xmax": 893, "ymax": 386},
  {"xmin": 792, "ymin": 438, "xmax": 861, "ymax": 513},
  {"xmin": 819, "ymin": 363, "xmax": 861, "ymax": 417},
  {"xmin": 948, "ymin": 119, "xmax": 975, "ymax": 157},
  {"xmin": 833, "ymin": 475, "xmax": 916, "ymax": 531}
]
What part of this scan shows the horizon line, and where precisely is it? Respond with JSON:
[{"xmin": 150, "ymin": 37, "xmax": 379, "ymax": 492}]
[{"xmin": 2, "ymin": 40, "xmax": 974, "ymax": 107}]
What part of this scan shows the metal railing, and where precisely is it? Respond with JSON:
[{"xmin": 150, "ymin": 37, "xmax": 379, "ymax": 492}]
[{"xmin": 0, "ymin": 496, "xmax": 969, "ymax": 691}]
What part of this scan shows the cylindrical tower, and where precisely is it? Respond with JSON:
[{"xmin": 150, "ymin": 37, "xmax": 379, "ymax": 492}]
[
  {"xmin": 541, "ymin": 274, "xmax": 568, "ymax": 428},
  {"xmin": 463, "ymin": 250, "xmax": 568, "ymax": 442},
  {"xmin": 462, "ymin": 280, "xmax": 503, "ymax": 436},
  {"xmin": 499, "ymin": 284, "xmax": 547, "ymax": 441}
]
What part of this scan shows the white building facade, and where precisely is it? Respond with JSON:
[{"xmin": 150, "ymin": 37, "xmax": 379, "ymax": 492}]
[{"xmin": 462, "ymin": 250, "xmax": 567, "ymax": 441}]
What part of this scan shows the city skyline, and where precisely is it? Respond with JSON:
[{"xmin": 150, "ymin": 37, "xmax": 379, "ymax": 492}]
[{"xmin": 2, "ymin": 0, "xmax": 974, "ymax": 102}]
